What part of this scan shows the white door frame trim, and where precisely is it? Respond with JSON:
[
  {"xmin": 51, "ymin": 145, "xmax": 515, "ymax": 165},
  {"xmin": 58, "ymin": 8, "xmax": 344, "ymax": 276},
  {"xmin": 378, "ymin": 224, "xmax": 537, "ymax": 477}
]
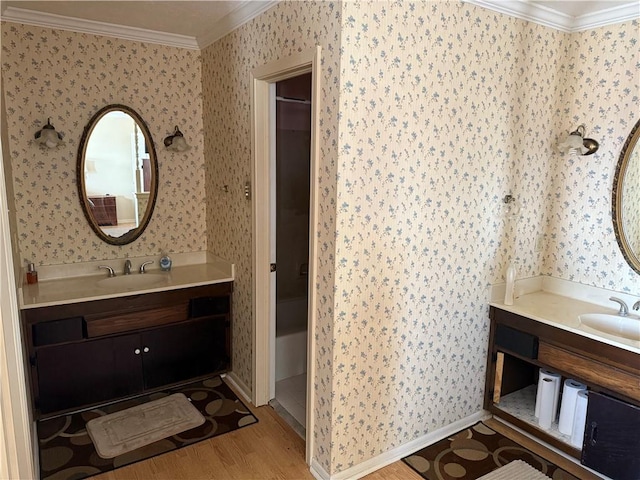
[
  {"xmin": 0, "ymin": 81, "xmax": 36, "ymax": 479},
  {"xmin": 250, "ymin": 46, "xmax": 321, "ymax": 465}
]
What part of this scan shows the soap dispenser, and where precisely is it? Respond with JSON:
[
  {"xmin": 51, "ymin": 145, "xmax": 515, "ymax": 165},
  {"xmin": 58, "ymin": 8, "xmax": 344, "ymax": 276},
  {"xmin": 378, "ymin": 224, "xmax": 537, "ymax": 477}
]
[
  {"xmin": 159, "ymin": 252, "xmax": 172, "ymax": 271},
  {"xmin": 26, "ymin": 262, "xmax": 38, "ymax": 285},
  {"xmin": 504, "ymin": 263, "xmax": 516, "ymax": 305}
]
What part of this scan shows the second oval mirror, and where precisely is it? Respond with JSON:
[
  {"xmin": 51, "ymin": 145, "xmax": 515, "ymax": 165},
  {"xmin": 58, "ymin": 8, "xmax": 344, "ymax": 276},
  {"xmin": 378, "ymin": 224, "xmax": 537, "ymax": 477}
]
[
  {"xmin": 612, "ymin": 118, "xmax": 640, "ymax": 274},
  {"xmin": 77, "ymin": 105, "xmax": 158, "ymax": 245}
]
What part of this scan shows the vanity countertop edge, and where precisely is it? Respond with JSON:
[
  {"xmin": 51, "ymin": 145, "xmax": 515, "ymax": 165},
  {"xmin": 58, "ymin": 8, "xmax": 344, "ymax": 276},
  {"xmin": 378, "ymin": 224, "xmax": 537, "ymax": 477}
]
[
  {"xmin": 19, "ymin": 261, "xmax": 234, "ymax": 310},
  {"xmin": 489, "ymin": 276, "xmax": 640, "ymax": 354}
]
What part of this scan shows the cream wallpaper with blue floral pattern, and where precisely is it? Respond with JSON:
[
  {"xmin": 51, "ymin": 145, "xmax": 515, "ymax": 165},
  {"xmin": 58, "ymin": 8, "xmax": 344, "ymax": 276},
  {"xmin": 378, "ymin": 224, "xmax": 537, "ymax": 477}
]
[
  {"xmin": 1, "ymin": 24, "xmax": 206, "ymax": 265},
  {"xmin": 546, "ymin": 26, "xmax": 640, "ymax": 288},
  {"xmin": 202, "ymin": 2, "xmax": 342, "ymax": 465},
  {"xmin": 2, "ymin": 0, "xmax": 639, "ymax": 476},
  {"xmin": 203, "ymin": 0, "xmax": 638, "ymax": 474}
]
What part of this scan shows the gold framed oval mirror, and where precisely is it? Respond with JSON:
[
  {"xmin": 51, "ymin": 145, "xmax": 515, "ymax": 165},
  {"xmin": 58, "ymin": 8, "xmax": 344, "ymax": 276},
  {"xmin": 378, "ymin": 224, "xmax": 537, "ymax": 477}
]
[
  {"xmin": 612, "ymin": 118, "xmax": 640, "ymax": 275},
  {"xmin": 77, "ymin": 105, "xmax": 158, "ymax": 246}
]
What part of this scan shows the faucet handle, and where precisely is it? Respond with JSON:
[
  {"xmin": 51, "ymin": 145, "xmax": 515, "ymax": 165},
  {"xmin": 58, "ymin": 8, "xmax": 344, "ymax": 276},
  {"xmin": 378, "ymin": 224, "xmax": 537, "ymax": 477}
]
[
  {"xmin": 98, "ymin": 265, "xmax": 116, "ymax": 277},
  {"xmin": 139, "ymin": 260, "xmax": 154, "ymax": 274},
  {"xmin": 609, "ymin": 296, "xmax": 629, "ymax": 316},
  {"xmin": 633, "ymin": 300, "xmax": 640, "ymax": 311}
]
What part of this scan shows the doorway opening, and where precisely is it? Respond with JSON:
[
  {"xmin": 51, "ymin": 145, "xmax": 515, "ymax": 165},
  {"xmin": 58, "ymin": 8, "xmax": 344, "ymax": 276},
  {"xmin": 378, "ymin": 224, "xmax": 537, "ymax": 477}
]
[
  {"xmin": 251, "ymin": 47, "xmax": 321, "ymax": 464},
  {"xmin": 270, "ymin": 73, "xmax": 312, "ymax": 438}
]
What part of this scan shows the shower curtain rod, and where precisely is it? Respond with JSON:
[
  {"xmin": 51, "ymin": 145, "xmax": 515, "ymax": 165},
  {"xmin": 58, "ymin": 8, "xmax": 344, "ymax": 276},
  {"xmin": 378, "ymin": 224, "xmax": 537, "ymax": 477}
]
[{"xmin": 275, "ymin": 95, "xmax": 311, "ymax": 105}]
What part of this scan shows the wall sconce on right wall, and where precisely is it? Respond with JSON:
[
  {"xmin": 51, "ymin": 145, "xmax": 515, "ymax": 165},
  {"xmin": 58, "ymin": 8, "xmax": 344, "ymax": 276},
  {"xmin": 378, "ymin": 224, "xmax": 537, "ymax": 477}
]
[
  {"xmin": 164, "ymin": 126, "xmax": 191, "ymax": 152},
  {"xmin": 557, "ymin": 124, "xmax": 599, "ymax": 156}
]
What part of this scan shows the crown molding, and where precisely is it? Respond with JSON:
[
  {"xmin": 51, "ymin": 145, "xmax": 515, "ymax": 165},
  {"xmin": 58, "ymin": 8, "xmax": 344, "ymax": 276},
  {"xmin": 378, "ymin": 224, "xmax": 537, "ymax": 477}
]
[
  {"xmin": 197, "ymin": 1, "xmax": 279, "ymax": 48},
  {"xmin": 2, "ymin": 1, "xmax": 634, "ymax": 47},
  {"xmin": 463, "ymin": 0, "xmax": 639, "ymax": 33},
  {"xmin": 0, "ymin": 6, "xmax": 200, "ymax": 49},
  {"xmin": 572, "ymin": 3, "xmax": 640, "ymax": 32}
]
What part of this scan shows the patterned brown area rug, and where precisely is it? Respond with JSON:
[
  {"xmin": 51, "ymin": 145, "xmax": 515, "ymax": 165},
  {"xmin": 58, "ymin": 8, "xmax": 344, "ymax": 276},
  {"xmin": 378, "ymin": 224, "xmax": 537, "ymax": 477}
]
[
  {"xmin": 403, "ymin": 421, "xmax": 579, "ymax": 480},
  {"xmin": 37, "ymin": 376, "xmax": 258, "ymax": 480}
]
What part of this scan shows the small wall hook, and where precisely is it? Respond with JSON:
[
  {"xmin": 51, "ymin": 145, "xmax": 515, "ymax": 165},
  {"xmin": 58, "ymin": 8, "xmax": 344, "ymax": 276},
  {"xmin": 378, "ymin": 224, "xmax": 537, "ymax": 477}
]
[{"xmin": 502, "ymin": 194, "xmax": 521, "ymax": 219}]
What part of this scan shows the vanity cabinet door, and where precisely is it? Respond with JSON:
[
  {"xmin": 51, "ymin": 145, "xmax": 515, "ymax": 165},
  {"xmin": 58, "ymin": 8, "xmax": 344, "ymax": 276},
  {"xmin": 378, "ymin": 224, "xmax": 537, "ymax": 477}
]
[
  {"xmin": 581, "ymin": 391, "xmax": 640, "ymax": 480},
  {"xmin": 141, "ymin": 317, "xmax": 228, "ymax": 390},
  {"xmin": 36, "ymin": 334, "xmax": 143, "ymax": 414}
]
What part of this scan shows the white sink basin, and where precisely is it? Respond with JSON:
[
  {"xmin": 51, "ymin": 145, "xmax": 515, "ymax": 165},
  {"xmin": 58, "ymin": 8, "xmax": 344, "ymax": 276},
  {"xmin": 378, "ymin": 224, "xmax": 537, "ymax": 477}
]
[
  {"xmin": 578, "ymin": 313, "xmax": 640, "ymax": 341},
  {"xmin": 96, "ymin": 273, "xmax": 167, "ymax": 290}
]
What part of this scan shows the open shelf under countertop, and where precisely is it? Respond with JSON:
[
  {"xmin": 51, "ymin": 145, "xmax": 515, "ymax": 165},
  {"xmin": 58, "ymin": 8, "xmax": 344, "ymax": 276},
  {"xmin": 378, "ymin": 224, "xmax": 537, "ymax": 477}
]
[{"xmin": 496, "ymin": 384, "xmax": 575, "ymax": 448}]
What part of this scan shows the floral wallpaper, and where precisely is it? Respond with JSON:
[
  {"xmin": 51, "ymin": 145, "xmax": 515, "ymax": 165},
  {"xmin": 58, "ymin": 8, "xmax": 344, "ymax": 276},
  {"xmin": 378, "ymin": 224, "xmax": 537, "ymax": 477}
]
[
  {"xmin": 1, "ymin": 23, "xmax": 206, "ymax": 265},
  {"xmin": 546, "ymin": 27, "xmax": 640, "ymax": 289},
  {"xmin": 2, "ymin": 1, "xmax": 639, "ymax": 478},
  {"xmin": 204, "ymin": 0, "xmax": 638, "ymax": 475},
  {"xmin": 0, "ymin": 76, "xmax": 22, "ymax": 285},
  {"xmin": 201, "ymin": 2, "xmax": 342, "ymax": 467},
  {"xmin": 331, "ymin": 1, "xmax": 557, "ymax": 471}
]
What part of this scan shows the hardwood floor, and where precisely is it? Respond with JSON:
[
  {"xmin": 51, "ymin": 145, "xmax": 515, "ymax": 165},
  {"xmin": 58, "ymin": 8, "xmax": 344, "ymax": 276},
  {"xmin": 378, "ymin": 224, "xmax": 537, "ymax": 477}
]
[
  {"xmin": 91, "ymin": 385, "xmax": 597, "ymax": 480},
  {"xmin": 91, "ymin": 386, "xmax": 420, "ymax": 480},
  {"xmin": 92, "ymin": 400, "xmax": 313, "ymax": 480}
]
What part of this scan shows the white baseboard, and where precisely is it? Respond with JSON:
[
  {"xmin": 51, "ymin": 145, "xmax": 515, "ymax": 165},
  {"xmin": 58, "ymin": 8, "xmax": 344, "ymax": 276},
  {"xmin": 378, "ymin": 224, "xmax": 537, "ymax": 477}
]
[
  {"xmin": 310, "ymin": 458, "xmax": 330, "ymax": 480},
  {"xmin": 324, "ymin": 410, "xmax": 490, "ymax": 480},
  {"xmin": 222, "ymin": 372, "xmax": 253, "ymax": 406},
  {"xmin": 224, "ymin": 372, "xmax": 489, "ymax": 480}
]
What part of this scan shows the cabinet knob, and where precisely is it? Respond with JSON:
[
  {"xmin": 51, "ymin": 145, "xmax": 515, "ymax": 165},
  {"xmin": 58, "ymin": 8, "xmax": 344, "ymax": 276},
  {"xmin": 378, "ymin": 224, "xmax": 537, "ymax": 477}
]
[
  {"xmin": 143, "ymin": 346, "xmax": 150, "ymax": 353},
  {"xmin": 134, "ymin": 348, "xmax": 141, "ymax": 355}
]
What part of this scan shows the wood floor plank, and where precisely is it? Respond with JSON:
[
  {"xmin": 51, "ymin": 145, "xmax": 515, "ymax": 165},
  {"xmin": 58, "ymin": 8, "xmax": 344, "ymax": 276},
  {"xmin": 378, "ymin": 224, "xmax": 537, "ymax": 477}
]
[{"xmin": 362, "ymin": 461, "xmax": 423, "ymax": 479}]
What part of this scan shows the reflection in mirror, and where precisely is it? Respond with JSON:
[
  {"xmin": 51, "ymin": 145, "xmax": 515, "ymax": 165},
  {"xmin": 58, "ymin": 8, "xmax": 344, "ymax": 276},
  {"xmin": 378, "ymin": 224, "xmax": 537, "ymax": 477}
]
[
  {"xmin": 77, "ymin": 105, "xmax": 158, "ymax": 245},
  {"xmin": 612, "ymin": 118, "xmax": 640, "ymax": 274},
  {"xmin": 622, "ymin": 144, "xmax": 640, "ymax": 253}
]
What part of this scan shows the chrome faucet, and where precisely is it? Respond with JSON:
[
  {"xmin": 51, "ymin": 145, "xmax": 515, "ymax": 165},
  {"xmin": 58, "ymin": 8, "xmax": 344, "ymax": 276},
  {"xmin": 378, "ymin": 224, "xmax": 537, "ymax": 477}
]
[
  {"xmin": 98, "ymin": 265, "xmax": 115, "ymax": 277},
  {"xmin": 139, "ymin": 260, "xmax": 154, "ymax": 274},
  {"xmin": 634, "ymin": 300, "xmax": 640, "ymax": 312},
  {"xmin": 124, "ymin": 259, "xmax": 132, "ymax": 275},
  {"xmin": 609, "ymin": 297, "xmax": 629, "ymax": 316}
]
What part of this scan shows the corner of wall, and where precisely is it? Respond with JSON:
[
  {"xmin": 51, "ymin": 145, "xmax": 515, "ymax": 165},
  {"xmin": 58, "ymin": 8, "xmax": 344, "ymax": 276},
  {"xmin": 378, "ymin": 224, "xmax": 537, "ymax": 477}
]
[{"xmin": 0, "ymin": 77, "xmax": 23, "ymax": 290}]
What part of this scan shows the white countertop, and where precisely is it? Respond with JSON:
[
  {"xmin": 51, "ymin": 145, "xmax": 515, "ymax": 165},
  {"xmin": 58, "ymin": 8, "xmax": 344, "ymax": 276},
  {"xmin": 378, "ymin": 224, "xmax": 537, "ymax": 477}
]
[
  {"xmin": 489, "ymin": 276, "xmax": 640, "ymax": 354},
  {"xmin": 20, "ymin": 260, "xmax": 234, "ymax": 309}
]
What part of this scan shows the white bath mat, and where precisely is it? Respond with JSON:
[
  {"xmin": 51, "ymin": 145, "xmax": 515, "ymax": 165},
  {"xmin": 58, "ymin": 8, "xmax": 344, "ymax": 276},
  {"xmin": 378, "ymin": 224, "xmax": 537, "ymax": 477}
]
[
  {"xmin": 86, "ymin": 393, "xmax": 205, "ymax": 459},
  {"xmin": 477, "ymin": 460, "xmax": 552, "ymax": 480}
]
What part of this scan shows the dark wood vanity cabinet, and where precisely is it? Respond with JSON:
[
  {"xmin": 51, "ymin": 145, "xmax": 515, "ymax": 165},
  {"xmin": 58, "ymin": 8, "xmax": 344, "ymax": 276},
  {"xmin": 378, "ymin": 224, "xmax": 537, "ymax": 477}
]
[
  {"xmin": 141, "ymin": 316, "xmax": 228, "ymax": 389},
  {"xmin": 23, "ymin": 282, "xmax": 232, "ymax": 418},
  {"xmin": 36, "ymin": 334, "xmax": 143, "ymax": 414},
  {"xmin": 485, "ymin": 306, "xmax": 640, "ymax": 475},
  {"xmin": 581, "ymin": 391, "xmax": 640, "ymax": 480}
]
